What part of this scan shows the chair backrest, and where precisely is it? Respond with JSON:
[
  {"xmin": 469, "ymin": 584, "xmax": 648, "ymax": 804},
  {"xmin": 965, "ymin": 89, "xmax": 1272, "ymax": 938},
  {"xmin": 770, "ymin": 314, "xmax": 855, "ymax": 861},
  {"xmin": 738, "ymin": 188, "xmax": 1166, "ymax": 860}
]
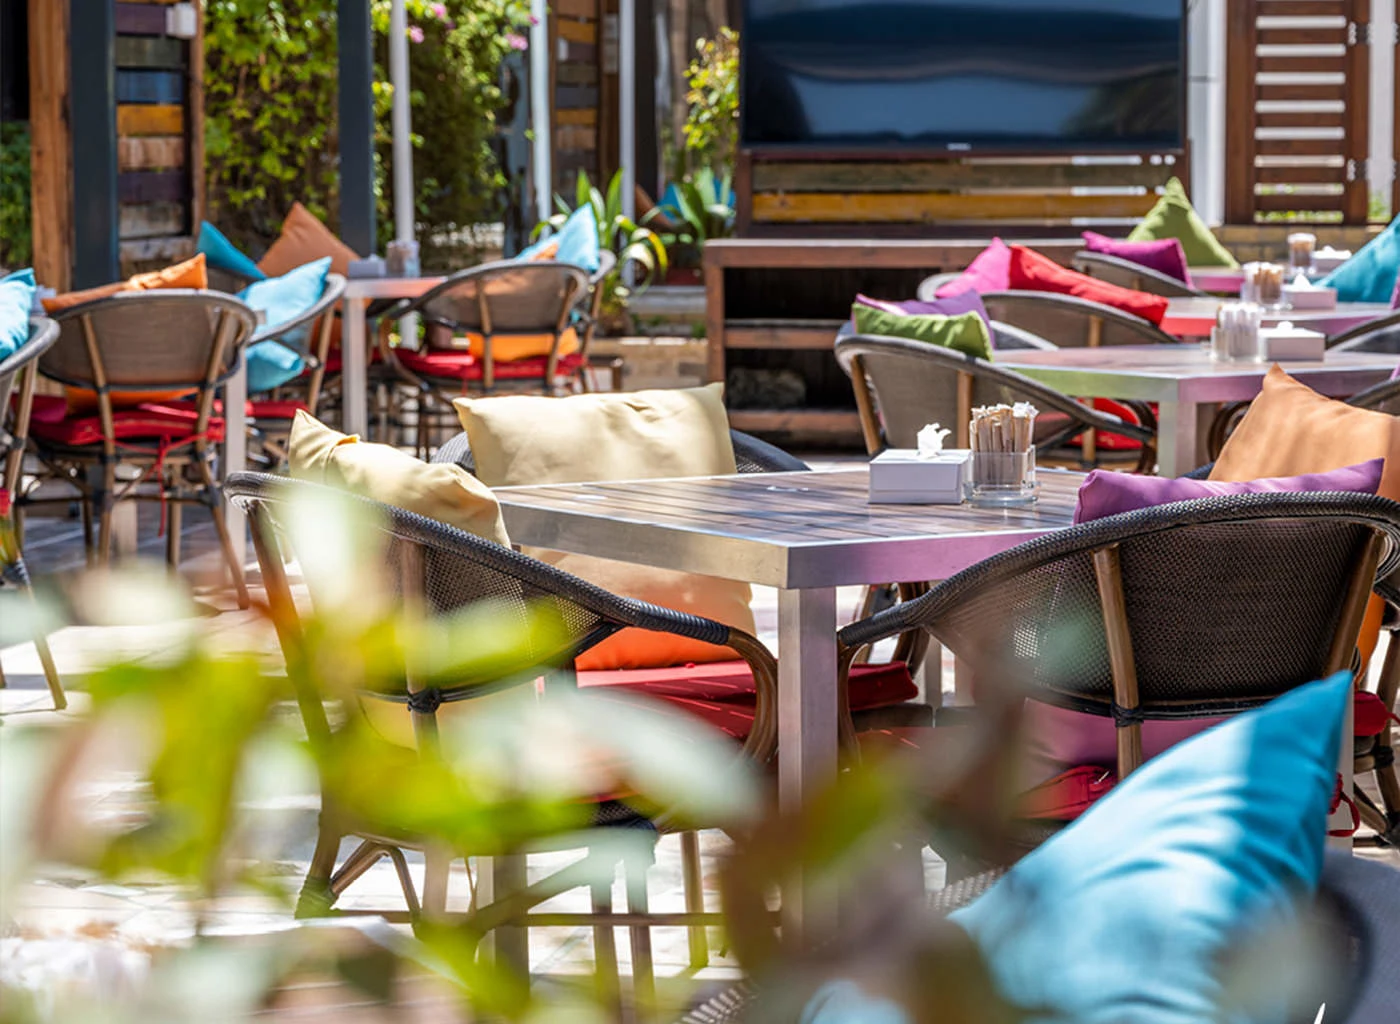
[
  {"xmin": 1, "ymin": 319, "xmax": 59, "ymax": 477},
  {"xmin": 981, "ymin": 291, "xmax": 1178, "ymax": 348},
  {"xmin": 249, "ymin": 273, "xmax": 348, "ymax": 352},
  {"xmin": 843, "ymin": 492, "xmax": 1400, "ymax": 775},
  {"xmin": 915, "ymin": 273, "xmax": 964, "ymax": 302},
  {"xmin": 412, "ymin": 261, "xmax": 591, "ymax": 344},
  {"xmin": 1071, "ymin": 250, "xmax": 1201, "ymax": 298},
  {"xmin": 1328, "ymin": 311, "xmax": 1400, "ymax": 353},
  {"xmin": 431, "ymin": 427, "xmax": 810, "ymax": 475},
  {"xmin": 41, "ymin": 290, "xmax": 257, "ymax": 393},
  {"xmin": 834, "ymin": 333, "xmax": 1131, "ymax": 454},
  {"xmin": 1348, "ymin": 378, "xmax": 1400, "ymax": 417}
]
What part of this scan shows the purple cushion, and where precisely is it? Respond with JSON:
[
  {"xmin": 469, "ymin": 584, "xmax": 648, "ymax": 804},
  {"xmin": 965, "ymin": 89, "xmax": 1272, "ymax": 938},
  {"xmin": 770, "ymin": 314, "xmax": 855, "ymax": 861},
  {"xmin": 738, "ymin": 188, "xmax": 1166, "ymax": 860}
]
[
  {"xmin": 1072, "ymin": 458, "xmax": 1384, "ymax": 524},
  {"xmin": 853, "ymin": 289, "xmax": 992, "ymax": 334},
  {"xmin": 1082, "ymin": 231, "xmax": 1192, "ymax": 285},
  {"xmin": 1018, "ymin": 457, "xmax": 1388, "ymax": 786},
  {"xmin": 935, "ymin": 238, "xmax": 1012, "ymax": 297}
]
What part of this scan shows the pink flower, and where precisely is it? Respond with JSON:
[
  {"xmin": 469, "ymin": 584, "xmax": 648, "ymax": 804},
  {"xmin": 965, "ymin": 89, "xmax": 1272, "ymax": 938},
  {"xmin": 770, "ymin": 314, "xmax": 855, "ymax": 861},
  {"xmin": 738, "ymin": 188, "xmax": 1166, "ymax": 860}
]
[
  {"xmin": 429, "ymin": 2, "xmax": 447, "ymax": 18},
  {"xmin": 408, "ymin": 24, "xmax": 424, "ymax": 42},
  {"xmin": 529, "ymin": 14, "xmax": 539, "ymax": 24},
  {"xmin": 506, "ymin": 31, "xmax": 528, "ymax": 49}
]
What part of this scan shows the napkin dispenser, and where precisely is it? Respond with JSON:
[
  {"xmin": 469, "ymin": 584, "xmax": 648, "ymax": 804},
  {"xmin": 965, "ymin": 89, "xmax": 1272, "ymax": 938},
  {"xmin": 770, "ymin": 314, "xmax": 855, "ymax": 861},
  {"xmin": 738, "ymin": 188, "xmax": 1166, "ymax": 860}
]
[
  {"xmin": 1282, "ymin": 275, "xmax": 1337, "ymax": 311},
  {"xmin": 869, "ymin": 449, "xmax": 971, "ymax": 504},
  {"xmin": 1260, "ymin": 323, "xmax": 1326, "ymax": 361}
]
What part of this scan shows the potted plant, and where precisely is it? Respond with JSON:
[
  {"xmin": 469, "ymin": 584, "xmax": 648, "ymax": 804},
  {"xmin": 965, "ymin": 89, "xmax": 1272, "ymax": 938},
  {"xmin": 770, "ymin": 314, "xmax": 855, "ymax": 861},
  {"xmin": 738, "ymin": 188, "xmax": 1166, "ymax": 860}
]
[{"xmin": 647, "ymin": 167, "xmax": 736, "ymax": 286}]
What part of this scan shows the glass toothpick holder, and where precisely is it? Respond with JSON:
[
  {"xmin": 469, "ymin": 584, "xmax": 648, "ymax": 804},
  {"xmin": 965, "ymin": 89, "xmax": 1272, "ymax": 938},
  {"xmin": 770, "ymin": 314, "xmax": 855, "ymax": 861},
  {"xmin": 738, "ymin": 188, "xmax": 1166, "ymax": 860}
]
[{"xmin": 968, "ymin": 446, "xmax": 1038, "ymax": 507}]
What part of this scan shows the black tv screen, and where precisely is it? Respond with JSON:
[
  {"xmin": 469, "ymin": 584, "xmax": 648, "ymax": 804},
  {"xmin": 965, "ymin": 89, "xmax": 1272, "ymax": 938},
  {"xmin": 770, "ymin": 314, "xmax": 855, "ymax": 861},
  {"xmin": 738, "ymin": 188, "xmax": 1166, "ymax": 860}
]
[{"xmin": 740, "ymin": 0, "xmax": 1184, "ymax": 153}]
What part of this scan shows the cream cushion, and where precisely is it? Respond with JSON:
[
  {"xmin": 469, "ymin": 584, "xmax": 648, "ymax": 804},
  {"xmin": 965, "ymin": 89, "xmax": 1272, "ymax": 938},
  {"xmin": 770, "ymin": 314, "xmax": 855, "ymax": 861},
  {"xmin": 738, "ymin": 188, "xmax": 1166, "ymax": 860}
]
[{"xmin": 453, "ymin": 384, "xmax": 756, "ymax": 670}]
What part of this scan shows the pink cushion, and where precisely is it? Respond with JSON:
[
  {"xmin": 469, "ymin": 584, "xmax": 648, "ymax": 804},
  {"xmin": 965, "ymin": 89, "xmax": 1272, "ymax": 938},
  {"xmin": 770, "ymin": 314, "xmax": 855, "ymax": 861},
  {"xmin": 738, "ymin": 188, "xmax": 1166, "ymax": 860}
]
[
  {"xmin": 1007, "ymin": 245, "xmax": 1170, "ymax": 326},
  {"xmin": 1082, "ymin": 231, "xmax": 1192, "ymax": 285},
  {"xmin": 935, "ymin": 238, "xmax": 1012, "ymax": 297},
  {"xmin": 1072, "ymin": 458, "xmax": 1384, "ymax": 524}
]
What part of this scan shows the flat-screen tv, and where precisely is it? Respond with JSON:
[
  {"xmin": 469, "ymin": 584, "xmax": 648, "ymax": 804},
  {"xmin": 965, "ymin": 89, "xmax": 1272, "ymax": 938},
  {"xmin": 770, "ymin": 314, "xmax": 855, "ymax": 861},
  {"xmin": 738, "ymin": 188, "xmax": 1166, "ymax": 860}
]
[{"xmin": 740, "ymin": 0, "xmax": 1184, "ymax": 154}]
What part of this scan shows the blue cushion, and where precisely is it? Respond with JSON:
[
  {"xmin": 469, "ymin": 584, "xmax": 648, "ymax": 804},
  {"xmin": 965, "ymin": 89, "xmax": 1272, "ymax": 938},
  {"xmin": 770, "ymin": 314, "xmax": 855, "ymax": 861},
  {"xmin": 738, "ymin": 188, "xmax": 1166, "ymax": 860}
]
[
  {"xmin": 517, "ymin": 204, "xmax": 601, "ymax": 272},
  {"xmin": 0, "ymin": 268, "xmax": 37, "ymax": 362},
  {"xmin": 949, "ymin": 674, "xmax": 1349, "ymax": 1024},
  {"xmin": 237, "ymin": 258, "xmax": 331, "ymax": 393},
  {"xmin": 1319, "ymin": 213, "xmax": 1400, "ymax": 303},
  {"xmin": 197, "ymin": 221, "xmax": 266, "ymax": 283}
]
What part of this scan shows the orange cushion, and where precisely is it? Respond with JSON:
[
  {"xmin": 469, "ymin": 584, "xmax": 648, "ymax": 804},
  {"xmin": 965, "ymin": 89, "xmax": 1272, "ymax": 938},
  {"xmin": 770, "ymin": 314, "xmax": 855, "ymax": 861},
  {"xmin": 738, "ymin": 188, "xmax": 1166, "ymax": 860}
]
[
  {"xmin": 525, "ymin": 240, "xmax": 560, "ymax": 261},
  {"xmin": 42, "ymin": 254, "xmax": 210, "ymax": 412},
  {"xmin": 420, "ymin": 326, "xmax": 581, "ymax": 363},
  {"xmin": 257, "ymin": 202, "xmax": 361, "ymax": 278},
  {"xmin": 1007, "ymin": 244, "xmax": 1170, "ymax": 326},
  {"xmin": 1211, "ymin": 365, "xmax": 1400, "ymax": 664}
]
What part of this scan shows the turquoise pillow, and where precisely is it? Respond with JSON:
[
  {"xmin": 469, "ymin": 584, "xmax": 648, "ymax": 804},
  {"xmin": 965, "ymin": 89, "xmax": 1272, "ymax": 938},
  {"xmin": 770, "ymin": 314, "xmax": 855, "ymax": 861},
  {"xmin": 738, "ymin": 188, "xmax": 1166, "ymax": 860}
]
[
  {"xmin": 197, "ymin": 221, "xmax": 266, "ymax": 282},
  {"xmin": 1320, "ymin": 214, "xmax": 1400, "ymax": 303},
  {"xmin": 237, "ymin": 258, "xmax": 331, "ymax": 393},
  {"xmin": 518, "ymin": 204, "xmax": 601, "ymax": 272},
  {"xmin": 950, "ymin": 674, "xmax": 1349, "ymax": 1024},
  {"xmin": 0, "ymin": 268, "xmax": 37, "ymax": 362}
]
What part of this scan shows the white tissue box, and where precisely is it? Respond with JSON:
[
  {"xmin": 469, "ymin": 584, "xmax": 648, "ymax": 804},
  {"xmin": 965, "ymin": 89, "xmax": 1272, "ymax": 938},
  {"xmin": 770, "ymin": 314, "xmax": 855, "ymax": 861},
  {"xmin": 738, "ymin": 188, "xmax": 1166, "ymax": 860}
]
[
  {"xmin": 1261, "ymin": 325, "xmax": 1326, "ymax": 361},
  {"xmin": 1311, "ymin": 250, "xmax": 1351, "ymax": 275},
  {"xmin": 869, "ymin": 449, "xmax": 971, "ymax": 504},
  {"xmin": 1282, "ymin": 284, "xmax": 1337, "ymax": 311}
]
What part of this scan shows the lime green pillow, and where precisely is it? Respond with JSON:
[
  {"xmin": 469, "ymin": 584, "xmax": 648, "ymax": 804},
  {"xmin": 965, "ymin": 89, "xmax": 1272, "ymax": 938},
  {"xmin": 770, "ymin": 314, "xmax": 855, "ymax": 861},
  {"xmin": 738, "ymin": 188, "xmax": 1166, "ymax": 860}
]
[
  {"xmin": 851, "ymin": 305, "xmax": 993, "ymax": 361},
  {"xmin": 1128, "ymin": 177, "xmax": 1239, "ymax": 269}
]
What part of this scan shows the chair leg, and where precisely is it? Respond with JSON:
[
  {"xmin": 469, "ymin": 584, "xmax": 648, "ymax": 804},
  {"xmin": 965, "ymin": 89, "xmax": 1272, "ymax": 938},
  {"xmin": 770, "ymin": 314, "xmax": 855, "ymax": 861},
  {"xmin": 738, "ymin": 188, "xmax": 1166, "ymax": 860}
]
[
  {"xmin": 592, "ymin": 877, "xmax": 624, "ymax": 1021},
  {"xmin": 203, "ymin": 481, "xmax": 249, "ymax": 609},
  {"xmin": 490, "ymin": 854, "xmax": 530, "ymax": 975},
  {"xmin": 80, "ymin": 495, "xmax": 94, "ymax": 563},
  {"xmin": 680, "ymin": 831, "xmax": 710, "ymax": 970},
  {"xmin": 95, "ymin": 464, "xmax": 117, "ymax": 565},
  {"xmin": 625, "ymin": 863, "xmax": 657, "ymax": 1022},
  {"xmin": 296, "ymin": 822, "xmax": 343, "ymax": 918},
  {"xmin": 421, "ymin": 846, "xmax": 451, "ymax": 920},
  {"xmin": 164, "ymin": 499, "xmax": 183, "ymax": 569}
]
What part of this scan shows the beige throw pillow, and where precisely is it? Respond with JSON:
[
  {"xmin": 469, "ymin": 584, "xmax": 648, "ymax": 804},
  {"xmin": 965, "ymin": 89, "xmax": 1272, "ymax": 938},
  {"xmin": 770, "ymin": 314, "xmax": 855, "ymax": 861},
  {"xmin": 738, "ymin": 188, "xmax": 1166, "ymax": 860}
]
[{"xmin": 453, "ymin": 384, "xmax": 756, "ymax": 670}]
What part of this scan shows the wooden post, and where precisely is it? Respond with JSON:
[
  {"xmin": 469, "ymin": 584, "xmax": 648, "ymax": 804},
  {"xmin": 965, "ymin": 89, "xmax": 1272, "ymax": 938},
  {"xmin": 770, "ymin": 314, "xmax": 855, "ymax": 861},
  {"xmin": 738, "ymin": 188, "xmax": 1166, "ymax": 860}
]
[
  {"xmin": 188, "ymin": 1, "xmax": 206, "ymax": 231},
  {"xmin": 1223, "ymin": 0, "xmax": 1257, "ymax": 226},
  {"xmin": 1343, "ymin": 0, "xmax": 1371, "ymax": 225},
  {"xmin": 28, "ymin": 0, "xmax": 72, "ymax": 292}
]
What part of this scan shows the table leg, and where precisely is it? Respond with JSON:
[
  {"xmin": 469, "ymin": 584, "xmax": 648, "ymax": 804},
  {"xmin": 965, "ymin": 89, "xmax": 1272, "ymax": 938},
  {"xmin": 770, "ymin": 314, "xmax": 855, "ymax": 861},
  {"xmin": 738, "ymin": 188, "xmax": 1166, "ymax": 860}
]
[
  {"xmin": 1155, "ymin": 400, "xmax": 1200, "ymax": 477},
  {"xmin": 1330, "ymin": 690, "xmax": 1355, "ymax": 851},
  {"xmin": 777, "ymin": 586, "xmax": 839, "ymax": 940},
  {"xmin": 343, "ymin": 296, "xmax": 369, "ymax": 437},
  {"xmin": 222, "ymin": 362, "xmax": 247, "ymax": 569}
]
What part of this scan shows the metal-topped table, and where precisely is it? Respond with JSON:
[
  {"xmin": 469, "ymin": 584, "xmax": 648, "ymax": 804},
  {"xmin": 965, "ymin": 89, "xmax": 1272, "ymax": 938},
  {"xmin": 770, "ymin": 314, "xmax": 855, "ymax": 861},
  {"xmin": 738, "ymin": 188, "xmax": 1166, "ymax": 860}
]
[
  {"xmin": 998, "ymin": 345, "xmax": 1398, "ymax": 475},
  {"xmin": 496, "ymin": 465, "xmax": 1083, "ymax": 927},
  {"xmin": 1161, "ymin": 297, "xmax": 1391, "ymax": 339},
  {"xmin": 340, "ymin": 275, "xmax": 446, "ymax": 436}
]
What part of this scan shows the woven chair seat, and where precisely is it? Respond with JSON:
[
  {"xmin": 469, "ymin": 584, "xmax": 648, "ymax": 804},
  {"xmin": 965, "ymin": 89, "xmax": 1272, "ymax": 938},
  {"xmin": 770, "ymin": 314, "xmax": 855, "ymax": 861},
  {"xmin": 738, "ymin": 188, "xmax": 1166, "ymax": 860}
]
[
  {"xmin": 396, "ymin": 346, "xmax": 586, "ymax": 382},
  {"xmin": 29, "ymin": 396, "xmax": 227, "ymax": 448}
]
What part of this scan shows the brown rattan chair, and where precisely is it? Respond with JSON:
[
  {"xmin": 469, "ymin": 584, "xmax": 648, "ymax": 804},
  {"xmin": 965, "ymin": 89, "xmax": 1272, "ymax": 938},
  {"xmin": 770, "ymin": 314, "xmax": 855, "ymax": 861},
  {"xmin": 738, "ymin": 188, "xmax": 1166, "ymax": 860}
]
[
  {"xmin": 228, "ymin": 470, "xmax": 777, "ymax": 1000},
  {"xmin": 914, "ymin": 273, "xmax": 965, "ymax": 301},
  {"xmin": 979, "ymin": 291, "xmax": 1182, "ymax": 348},
  {"xmin": 243, "ymin": 272, "xmax": 348, "ymax": 468},
  {"xmin": 1327, "ymin": 309, "xmax": 1400, "ymax": 351},
  {"xmin": 1070, "ymin": 250, "xmax": 1205, "ymax": 298},
  {"xmin": 834, "ymin": 333, "xmax": 1158, "ymax": 472},
  {"xmin": 1, "ymin": 318, "xmax": 64, "ymax": 708},
  {"xmin": 22, "ymin": 291, "xmax": 257, "ymax": 606}
]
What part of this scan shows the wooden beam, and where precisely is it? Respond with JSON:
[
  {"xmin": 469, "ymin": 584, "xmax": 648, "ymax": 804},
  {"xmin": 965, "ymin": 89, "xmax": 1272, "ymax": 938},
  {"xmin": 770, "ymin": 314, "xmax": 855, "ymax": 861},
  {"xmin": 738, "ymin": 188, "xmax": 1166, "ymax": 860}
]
[
  {"xmin": 557, "ymin": 18, "xmax": 597, "ymax": 43},
  {"xmin": 1343, "ymin": 0, "xmax": 1371, "ymax": 224},
  {"xmin": 115, "ymin": 35, "xmax": 186, "ymax": 69},
  {"xmin": 190, "ymin": 3, "xmax": 206, "ymax": 231},
  {"xmin": 119, "ymin": 202, "xmax": 187, "ymax": 239},
  {"xmin": 28, "ymin": 0, "xmax": 72, "ymax": 291},
  {"xmin": 118, "ymin": 170, "xmax": 189, "ymax": 203},
  {"xmin": 752, "ymin": 160, "xmax": 1178, "ymax": 193},
  {"xmin": 751, "ymin": 191, "xmax": 1156, "ymax": 224},
  {"xmin": 725, "ymin": 324, "xmax": 846, "ymax": 350},
  {"xmin": 1224, "ymin": 0, "xmax": 1259, "ymax": 224}
]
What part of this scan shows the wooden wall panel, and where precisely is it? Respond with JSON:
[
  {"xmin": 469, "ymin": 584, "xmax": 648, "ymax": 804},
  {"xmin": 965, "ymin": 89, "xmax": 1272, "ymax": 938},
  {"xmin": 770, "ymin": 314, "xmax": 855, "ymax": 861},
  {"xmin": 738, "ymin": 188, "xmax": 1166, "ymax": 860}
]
[
  {"xmin": 120, "ymin": 202, "xmax": 186, "ymax": 238},
  {"xmin": 117, "ymin": 103, "xmax": 184, "ymax": 136},
  {"xmin": 118, "ymin": 136, "xmax": 186, "ymax": 171},
  {"xmin": 114, "ymin": 3, "xmax": 167, "ymax": 34},
  {"xmin": 28, "ymin": 0, "xmax": 72, "ymax": 290},
  {"xmin": 116, "ymin": 69, "xmax": 184, "ymax": 104},
  {"xmin": 118, "ymin": 170, "xmax": 188, "ymax": 203},
  {"xmin": 115, "ymin": 35, "xmax": 185, "ymax": 68}
]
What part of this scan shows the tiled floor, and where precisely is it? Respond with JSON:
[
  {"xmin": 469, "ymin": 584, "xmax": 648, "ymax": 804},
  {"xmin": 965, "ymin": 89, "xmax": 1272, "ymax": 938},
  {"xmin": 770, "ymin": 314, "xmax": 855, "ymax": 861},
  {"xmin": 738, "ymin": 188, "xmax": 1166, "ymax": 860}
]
[{"xmin": 5, "ymin": 461, "xmax": 1399, "ymax": 1019}]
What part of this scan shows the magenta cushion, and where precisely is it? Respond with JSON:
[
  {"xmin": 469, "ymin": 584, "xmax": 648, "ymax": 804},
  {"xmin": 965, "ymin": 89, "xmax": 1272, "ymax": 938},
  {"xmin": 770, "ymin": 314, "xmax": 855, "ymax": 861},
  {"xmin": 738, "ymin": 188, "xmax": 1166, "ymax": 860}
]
[
  {"xmin": 1020, "ymin": 457, "xmax": 1387, "ymax": 785},
  {"xmin": 1082, "ymin": 231, "xmax": 1192, "ymax": 286},
  {"xmin": 1071, "ymin": 458, "xmax": 1384, "ymax": 524},
  {"xmin": 935, "ymin": 238, "xmax": 1012, "ymax": 297},
  {"xmin": 853, "ymin": 289, "xmax": 992, "ymax": 333}
]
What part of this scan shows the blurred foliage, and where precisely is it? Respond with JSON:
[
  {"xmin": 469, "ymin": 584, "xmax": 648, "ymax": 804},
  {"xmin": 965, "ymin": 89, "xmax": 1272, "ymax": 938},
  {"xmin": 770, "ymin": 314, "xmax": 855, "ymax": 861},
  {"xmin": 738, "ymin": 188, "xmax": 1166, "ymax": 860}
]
[
  {"xmin": 535, "ymin": 170, "xmax": 668, "ymax": 321},
  {"xmin": 645, "ymin": 166, "xmax": 735, "ymax": 270},
  {"xmin": 0, "ymin": 123, "xmax": 32, "ymax": 270},
  {"xmin": 203, "ymin": 0, "xmax": 529, "ymax": 267},
  {"xmin": 682, "ymin": 28, "xmax": 739, "ymax": 180}
]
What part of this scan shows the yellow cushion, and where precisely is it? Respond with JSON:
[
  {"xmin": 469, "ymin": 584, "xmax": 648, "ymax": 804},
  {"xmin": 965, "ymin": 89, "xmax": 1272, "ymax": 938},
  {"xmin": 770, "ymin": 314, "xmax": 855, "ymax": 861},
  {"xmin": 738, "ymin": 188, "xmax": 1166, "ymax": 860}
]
[
  {"xmin": 1211, "ymin": 365, "xmax": 1400, "ymax": 663},
  {"xmin": 258, "ymin": 202, "xmax": 361, "ymax": 278},
  {"xmin": 453, "ymin": 384, "xmax": 756, "ymax": 670},
  {"xmin": 44, "ymin": 254, "xmax": 210, "ymax": 411}
]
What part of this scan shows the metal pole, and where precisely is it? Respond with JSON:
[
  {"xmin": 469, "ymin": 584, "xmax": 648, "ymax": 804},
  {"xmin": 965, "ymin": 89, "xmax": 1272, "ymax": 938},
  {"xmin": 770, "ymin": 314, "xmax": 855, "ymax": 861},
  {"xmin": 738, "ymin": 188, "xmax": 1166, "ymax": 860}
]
[
  {"xmin": 338, "ymin": 0, "xmax": 376, "ymax": 255},
  {"xmin": 69, "ymin": 0, "xmax": 119, "ymax": 287},
  {"xmin": 388, "ymin": 0, "xmax": 418, "ymax": 343},
  {"xmin": 619, "ymin": 0, "xmax": 636, "ymax": 224},
  {"xmin": 530, "ymin": 0, "xmax": 551, "ymax": 223}
]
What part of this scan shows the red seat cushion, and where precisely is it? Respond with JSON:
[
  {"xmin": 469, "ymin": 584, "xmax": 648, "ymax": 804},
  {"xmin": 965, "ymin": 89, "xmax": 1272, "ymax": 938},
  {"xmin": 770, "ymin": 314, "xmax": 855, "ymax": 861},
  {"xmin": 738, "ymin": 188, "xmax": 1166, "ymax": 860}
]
[
  {"xmin": 396, "ymin": 347, "xmax": 586, "ymax": 382},
  {"xmin": 29, "ymin": 399, "xmax": 226, "ymax": 447},
  {"xmin": 1355, "ymin": 690, "xmax": 1398, "ymax": 737},
  {"xmin": 1007, "ymin": 245, "xmax": 1171, "ymax": 326},
  {"xmin": 249, "ymin": 399, "xmax": 311, "ymax": 420},
  {"xmin": 580, "ymin": 660, "xmax": 919, "ymax": 743}
]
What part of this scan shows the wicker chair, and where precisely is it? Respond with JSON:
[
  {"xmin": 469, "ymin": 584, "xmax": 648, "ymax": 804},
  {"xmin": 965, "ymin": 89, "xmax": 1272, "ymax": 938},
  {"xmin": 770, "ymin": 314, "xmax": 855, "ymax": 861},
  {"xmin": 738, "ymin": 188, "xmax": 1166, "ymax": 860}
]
[
  {"xmin": 244, "ymin": 273, "xmax": 348, "ymax": 468},
  {"xmin": 0, "ymin": 318, "xmax": 64, "ymax": 708},
  {"xmin": 834, "ymin": 333, "xmax": 1158, "ymax": 472},
  {"xmin": 1070, "ymin": 250, "xmax": 1205, "ymax": 298},
  {"xmin": 914, "ymin": 273, "xmax": 964, "ymax": 301},
  {"xmin": 1327, "ymin": 309, "xmax": 1400, "ymax": 351},
  {"xmin": 979, "ymin": 291, "xmax": 1181, "ymax": 348},
  {"xmin": 228, "ymin": 470, "xmax": 778, "ymax": 998},
  {"xmin": 22, "ymin": 291, "xmax": 257, "ymax": 606}
]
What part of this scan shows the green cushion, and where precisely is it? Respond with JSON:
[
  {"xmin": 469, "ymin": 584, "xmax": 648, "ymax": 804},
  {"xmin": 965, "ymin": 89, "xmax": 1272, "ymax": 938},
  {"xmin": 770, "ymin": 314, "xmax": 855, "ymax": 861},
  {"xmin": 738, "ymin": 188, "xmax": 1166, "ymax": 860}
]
[
  {"xmin": 851, "ymin": 304, "xmax": 992, "ymax": 361},
  {"xmin": 1127, "ymin": 177, "xmax": 1239, "ymax": 269}
]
